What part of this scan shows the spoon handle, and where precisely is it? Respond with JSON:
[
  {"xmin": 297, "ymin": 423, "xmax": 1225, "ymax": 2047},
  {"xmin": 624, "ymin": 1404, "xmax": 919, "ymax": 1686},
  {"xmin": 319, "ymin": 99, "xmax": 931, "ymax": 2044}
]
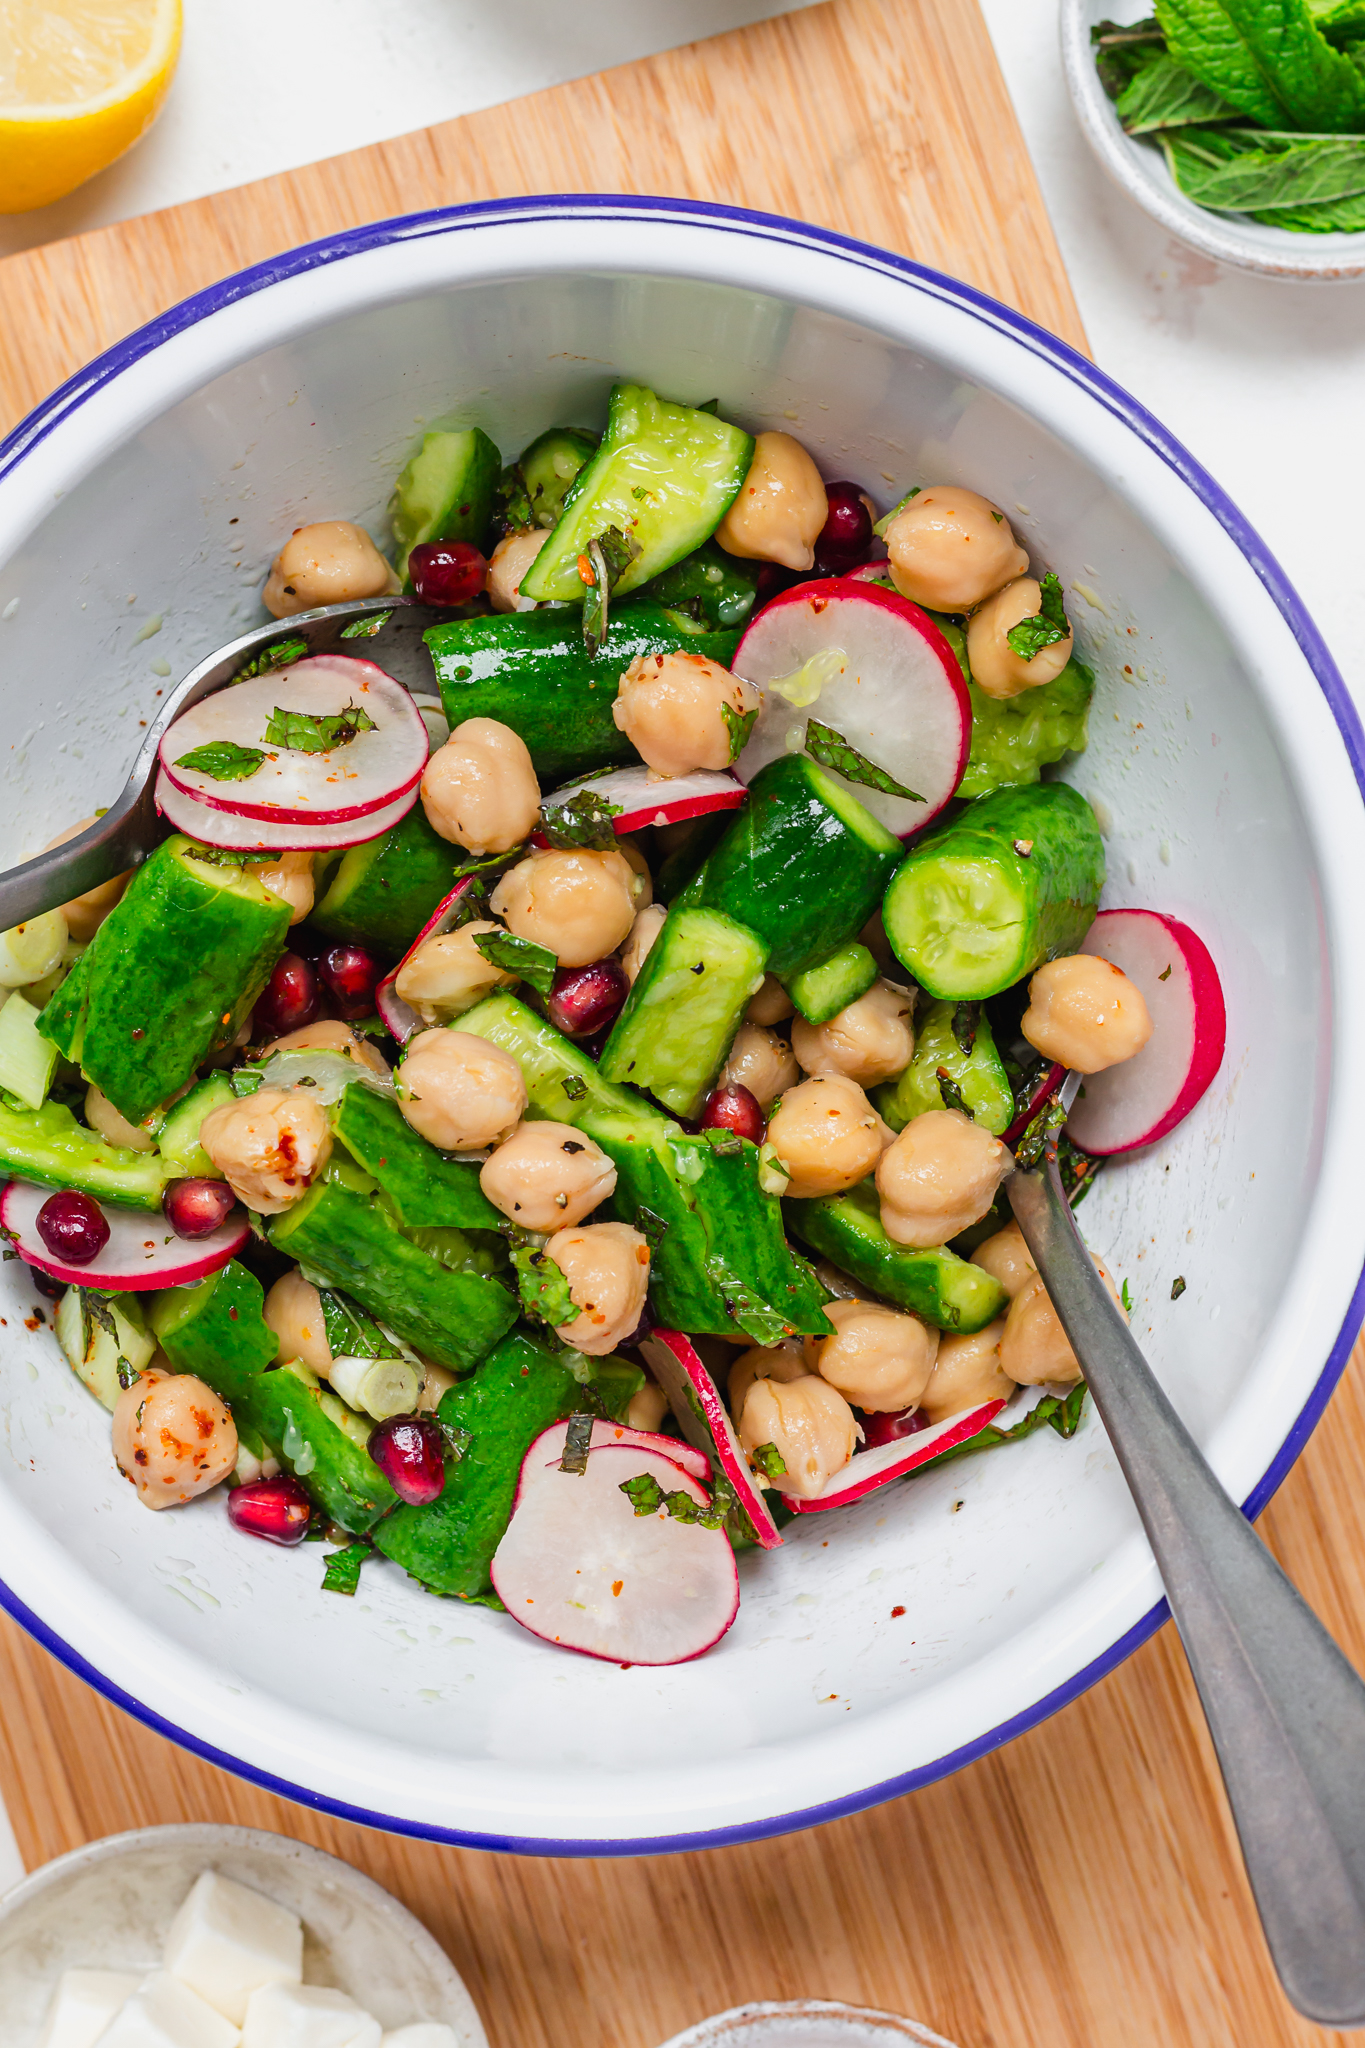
[{"xmin": 1008, "ymin": 1151, "xmax": 1365, "ymax": 2027}]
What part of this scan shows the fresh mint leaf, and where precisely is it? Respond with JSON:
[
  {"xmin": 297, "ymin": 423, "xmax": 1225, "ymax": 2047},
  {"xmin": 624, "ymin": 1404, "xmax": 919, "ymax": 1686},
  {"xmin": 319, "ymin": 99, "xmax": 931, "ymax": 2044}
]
[
  {"xmin": 263, "ymin": 700, "xmax": 377, "ymax": 753},
  {"xmin": 749, "ymin": 1441, "xmax": 787, "ymax": 1480},
  {"xmin": 580, "ymin": 525, "xmax": 641, "ymax": 656},
  {"xmin": 318, "ymin": 1287, "xmax": 388, "ymax": 1361},
  {"xmin": 174, "ymin": 739, "xmax": 266, "ymax": 782},
  {"xmin": 1158, "ymin": 0, "xmax": 1365, "ymax": 130},
  {"xmin": 703, "ymin": 1255, "xmax": 793, "ymax": 1346},
  {"xmin": 621, "ymin": 1471, "xmax": 666, "ymax": 1515},
  {"xmin": 560, "ymin": 1411, "xmax": 594, "ymax": 1474},
  {"xmin": 618, "ymin": 1470, "xmax": 728, "ymax": 1529},
  {"xmin": 1058, "ymin": 1132, "xmax": 1104, "ymax": 1208},
  {"xmin": 512, "ymin": 1244, "xmax": 580, "ymax": 1327},
  {"xmin": 805, "ymin": 718, "xmax": 925, "ymax": 803},
  {"xmin": 937, "ymin": 1068, "xmax": 970, "ymax": 1117},
  {"xmin": 321, "ymin": 1544, "xmax": 369, "ymax": 1596},
  {"xmin": 1121, "ymin": 1278, "xmax": 1135, "ymax": 1314},
  {"xmin": 1117, "ymin": 50, "xmax": 1240, "ymax": 126},
  {"xmin": 539, "ymin": 787, "xmax": 622, "ymax": 850},
  {"xmin": 471, "ymin": 928, "xmax": 558, "ymax": 998},
  {"xmin": 722, "ymin": 700, "xmax": 758, "ymax": 763},
  {"xmin": 921, "ymin": 1385, "xmax": 1090, "ymax": 1471},
  {"xmin": 951, "ymin": 1003, "xmax": 978, "ymax": 1057},
  {"xmin": 1172, "ymin": 1274, "xmax": 1188, "ymax": 1299},
  {"xmin": 339, "ymin": 610, "xmax": 392, "ymax": 639},
  {"xmin": 562, "ymin": 1074, "xmax": 588, "ymax": 1102},
  {"xmin": 234, "ymin": 634, "xmax": 309, "ymax": 680},
  {"xmin": 1162, "ymin": 126, "xmax": 1365, "ymax": 208},
  {"xmin": 1015, "ymin": 1095, "xmax": 1068, "ymax": 1171},
  {"xmin": 1006, "ymin": 573, "xmax": 1070, "ymax": 662},
  {"xmin": 634, "ymin": 1206, "xmax": 669, "ymax": 1251}
]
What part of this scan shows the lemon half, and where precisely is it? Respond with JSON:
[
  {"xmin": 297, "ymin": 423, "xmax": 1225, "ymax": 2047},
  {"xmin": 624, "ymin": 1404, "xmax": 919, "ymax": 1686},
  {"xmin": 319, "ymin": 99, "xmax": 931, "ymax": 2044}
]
[{"xmin": 0, "ymin": 0, "xmax": 182, "ymax": 213}]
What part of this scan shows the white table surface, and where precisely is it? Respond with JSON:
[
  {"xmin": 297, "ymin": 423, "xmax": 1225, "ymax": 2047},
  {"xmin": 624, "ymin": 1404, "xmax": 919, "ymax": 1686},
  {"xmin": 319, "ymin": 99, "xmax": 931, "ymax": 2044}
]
[{"xmin": 0, "ymin": 0, "xmax": 1358, "ymax": 1895}]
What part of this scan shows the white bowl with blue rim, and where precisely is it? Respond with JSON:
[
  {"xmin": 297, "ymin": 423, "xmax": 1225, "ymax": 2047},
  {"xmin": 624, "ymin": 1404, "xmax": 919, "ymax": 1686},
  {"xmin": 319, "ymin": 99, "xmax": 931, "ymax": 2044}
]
[{"xmin": 0, "ymin": 195, "xmax": 1361, "ymax": 1853}]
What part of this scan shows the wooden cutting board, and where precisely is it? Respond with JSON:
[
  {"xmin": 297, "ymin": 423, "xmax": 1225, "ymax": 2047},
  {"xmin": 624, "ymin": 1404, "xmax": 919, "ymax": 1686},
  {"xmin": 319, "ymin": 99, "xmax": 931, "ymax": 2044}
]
[{"xmin": 0, "ymin": 3, "xmax": 1361, "ymax": 2044}]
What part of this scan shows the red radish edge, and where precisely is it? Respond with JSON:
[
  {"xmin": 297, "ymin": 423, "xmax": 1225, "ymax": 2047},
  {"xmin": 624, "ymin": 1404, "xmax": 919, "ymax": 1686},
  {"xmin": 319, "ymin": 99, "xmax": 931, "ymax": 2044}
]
[
  {"xmin": 640, "ymin": 1330, "xmax": 784, "ymax": 1549},
  {"xmin": 533, "ymin": 766, "xmax": 747, "ymax": 846},
  {"xmin": 787, "ymin": 1398, "xmax": 1008, "ymax": 1512},
  {"xmin": 732, "ymin": 577, "xmax": 971, "ymax": 839},
  {"xmin": 375, "ymin": 876, "xmax": 476, "ymax": 1044},
  {"xmin": 0, "ymin": 1179, "xmax": 247, "ymax": 1291},
  {"xmin": 1066, "ymin": 909, "xmax": 1226, "ymax": 1156},
  {"xmin": 1002, "ymin": 1062, "xmax": 1066, "ymax": 1147},
  {"xmin": 156, "ymin": 768, "xmax": 418, "ymax": 852},
  {"xmin": 160, "ymin": 658, "xmax": 428, "ymax": 825}
]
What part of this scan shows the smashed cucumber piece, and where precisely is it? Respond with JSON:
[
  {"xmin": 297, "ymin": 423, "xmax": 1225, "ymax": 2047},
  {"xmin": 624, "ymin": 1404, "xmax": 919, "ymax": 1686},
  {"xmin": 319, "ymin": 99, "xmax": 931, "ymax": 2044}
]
[
  {"xmin": 786, "ymin": 1179, "xmax": 1008, "ymax": 1333},
  {"xmin": 785, "ymin": 942, "xmax": 878, "ymax": 1027},
  {"xmin": 0, "ymin": 1098, "xmax": 164, "ymax": 1209},
  {"xmin": 332, "ymin": 1084, "xmax": 501, "ymax": 1231},
  {"xmin": 55, "ymin": 1287, "xmax": 155, "ymax": 1411},
  {"xmin": 152, "ymin": 1072, "xmax": 234, "ymax": 1179},
  {"xmin": 496, "ymin": 426, "xmax": 599, "ymax": 533},
  {"xmin": 390, "ymin": 426, "xmax": 500, "ymax": 582},
  {"xmin": 874, "ymin": 999, "xmax": 1014, "ymax": 1135},
  {"xmin": 311, "ymin": 801, "xmax": 471, "ymax": 955},
  {"xmin": 599, "ymin": 905, "xmax": 769, "ymax": 1121},
  {"xmin": 640, "ymin": 539, "xmax": 759, "ymax": 629}
]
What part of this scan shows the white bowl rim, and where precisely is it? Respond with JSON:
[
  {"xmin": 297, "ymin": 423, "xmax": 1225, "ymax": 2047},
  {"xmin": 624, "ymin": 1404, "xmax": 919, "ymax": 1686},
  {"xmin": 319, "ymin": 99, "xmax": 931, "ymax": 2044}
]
[
  {"xmin": 1059, "ymin": 0, "xmax": 1365, "ymax": 281},
  {"xmin": 1, "ymin": 191, "xmax": 1364, "ymax": 1854}
]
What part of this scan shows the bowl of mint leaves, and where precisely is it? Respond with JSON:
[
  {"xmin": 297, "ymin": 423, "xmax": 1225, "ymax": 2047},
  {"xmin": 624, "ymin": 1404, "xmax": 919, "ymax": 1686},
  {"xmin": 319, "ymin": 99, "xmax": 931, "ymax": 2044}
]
[{"xmin": 1062, "ymin": 0, "xmax": 1365, "ymax": 278}]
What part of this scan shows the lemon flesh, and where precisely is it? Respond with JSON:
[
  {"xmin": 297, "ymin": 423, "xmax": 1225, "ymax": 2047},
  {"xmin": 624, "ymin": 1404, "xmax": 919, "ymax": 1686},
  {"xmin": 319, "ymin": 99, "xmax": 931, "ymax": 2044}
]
[{"xmin": 0, "ymin": 0, "xmax": 182, "ymax": 212}]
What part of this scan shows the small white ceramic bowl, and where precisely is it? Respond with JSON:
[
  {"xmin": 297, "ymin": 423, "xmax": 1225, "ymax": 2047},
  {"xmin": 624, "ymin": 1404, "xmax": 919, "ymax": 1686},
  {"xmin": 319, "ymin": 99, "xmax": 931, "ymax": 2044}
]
[
  {"xmin": 0, "ymin": 1822, "xmax": 487, "ymax": 2046},
  {"xmin": 656, "ymin": 2003, "xmax": 958, "ymax": 2048},
  {"xmin": 1061, "ymin": 0, "xmax": 1365, "ymax": 280},
  {"xmin": 0, "ymin": 196, "xmax": 1363, "ymax": 1854}
]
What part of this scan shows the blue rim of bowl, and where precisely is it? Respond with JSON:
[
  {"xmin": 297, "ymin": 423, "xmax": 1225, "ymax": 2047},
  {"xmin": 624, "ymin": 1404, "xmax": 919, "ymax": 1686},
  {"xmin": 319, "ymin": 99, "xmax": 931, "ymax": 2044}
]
[{"xmin": 1, "ymin": 192, "xmax": 1362, "ymax": 1855}]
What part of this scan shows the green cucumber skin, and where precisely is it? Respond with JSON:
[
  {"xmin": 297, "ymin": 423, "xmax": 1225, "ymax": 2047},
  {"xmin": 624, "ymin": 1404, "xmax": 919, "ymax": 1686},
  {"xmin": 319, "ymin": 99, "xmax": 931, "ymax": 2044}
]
[
  {"xmin": 0, "ymin": 1099, "xmax": 164, "ymax": 1209},
  {"xmin": 599, "ymin": 905, "xmax": 769, "ymax": 1119},
  {"xmin": 884, "ymin": 783, "xmax": 1105, "ymax": 1001},
  {"xmin": 426, "ymin": 604, "xmax": 741, "ymax": 782},
  {"xmin": 151, "ymin": 1261, "xmax": 396, "ymax": 1532},
  {"xmin": 874, "ymin": 1000, "xmax": 1014, "ymax": 1135},
  {"xmin": 268, "ymin": 1179, "xmax": 516, "ymax": 1374},
  {"xmin": 311, "ymin": 803, "xmax": 468, "ymax": 955},
  {"xmin": 786, "ymin": 942, "xmax": 879, "ymax": 1026},
  {"xmin": 786, "ymin": 1181, "xmax": 1009, "ymax": 1333},
  {"xmin": 40, "ymin": 837, "xmax": 289, "ymax": 1124},
  {"xmin": 520, "ymin": 382, "xmax": 754, "ymax": 605},
  {"xmin": 391, "ymin": 427, "xmax": 501, "ymax": 580},
  {"xmin": 640, "ymin": 539, "xmax": 759, "ymax": 630},
  {"xmin": 700, "ymin": 756, "xmax": 902, "ymax": 978},
  {"xmin": 333, "ymin": 1085, "xmax": 501, "ymax": 1230},
  {"xmin": 154, "ymin": 1072, "xmax": 235, "ymax": 1178},
  {"xmin": 516, "ymin": 428, "xmax": 599, "ymax": 530},
  {"xmin": 458, "ymin": 992, "xmax": 642, "ymax": 1122}
]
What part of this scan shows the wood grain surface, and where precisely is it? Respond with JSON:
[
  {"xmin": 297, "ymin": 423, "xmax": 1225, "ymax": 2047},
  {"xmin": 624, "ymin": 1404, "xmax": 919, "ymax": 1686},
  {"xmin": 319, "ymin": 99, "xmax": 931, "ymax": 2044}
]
[{"xmin": 0, "ymin": 3, "xmax": 1358, "ymax": 2045}]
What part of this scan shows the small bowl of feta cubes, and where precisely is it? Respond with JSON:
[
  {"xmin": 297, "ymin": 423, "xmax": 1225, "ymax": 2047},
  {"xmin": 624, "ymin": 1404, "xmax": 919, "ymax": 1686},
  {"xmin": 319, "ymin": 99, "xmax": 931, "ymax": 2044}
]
[{"xmin": 0, "ymin": 1821, "xmax": 487, "ymax": 2048}]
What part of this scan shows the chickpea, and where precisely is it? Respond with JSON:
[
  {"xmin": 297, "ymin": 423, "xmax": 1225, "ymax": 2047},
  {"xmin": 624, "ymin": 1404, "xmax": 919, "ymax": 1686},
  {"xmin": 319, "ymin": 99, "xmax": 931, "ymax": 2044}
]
[
  {"xmin": 626, "ymin": 1381, "xmax": 670, "ymax": 1432},
  {"xmin": 738, "ymin": 1374, "xmax": 857, "ymax": 1499},
  {"xmin": 1022, "ymin": 955, "xmax": 1153, "ymax": 1074},
  {"xmin": 747, "ymin": 973, "xmax": 795, "ymax": 1026},
  {"xmin": 791, "ymin": 979, "xmax": 914, "ymax": 1089},
  {"xmin": 420, "ymin": 716, "xmax": 541, "ymax": 856},
  {"xmin": 42, "ymin": 818, "xmax": 129, "ymax": 941},
  {"xmin": 256, "ymin": 851, "xmax": 315, "ymax": 925},
  {"xmin": 966, "ymin": 576, "xmax": 1074, "ymax": 699},
  {"xmin": 545, "ymin": 1220, "xmax": 650, "ymax": 1354},
  {"xmin": 726, "ymin": 1341, "xmax": 806, "ymax": 1420},
  {"xmin": 85, "ymin": 1083, "xmax": 155, "ymax": 1154},
  {"xmin": 805, "ymin": 1297, "xmax": 939, "ymax": 1413},
  {"xmin": 199, "ymin": 1086, "xmax": 332, "ymax": 1213},
  {"xmin": 621, "ymin": 902, "xmax": 667, "ymax": 985},
  {"xmin": 612, "ymin": 651, "xmax": 760, "ymax": 777},
  {"xmin": 876, "ymin": 1108, "xmax": 1009, "ymax": 1247},
  {"xmin": 716, "ymin": 432, "xmax": 828, "ymax": 572},
  {"xmin": 396, "ymin": 1029, "xmax": 526, "ymax": 1151},
  {"xmin": 971, "ymin": 1221, "xmax": 1035, "ymax": 1300},
  {"xmin": 490, "ymin": 847, "xmax": 637, "ymax": 968},
  {"xmin": 263, "ymin": 521, "xmax": 399, "ymax": 618},
  {"xmin": 480, "ymin": 1119, "xmax": 616, "ymax": 1230},
  {"xmin": 263, "ymin": 1270, "xmax": 332, "ymax": 1375},
  {"xmin": 112, "ymin": 1368, "xmax": 237, "ymax": 1510},
  {"xmin": 260, "ymin": 1019, "xmax": 390, "ymax": 1078},
  {"xmin": 883, "ymin": 486, "xmax": 1028, "ymax": 613},
  {"xmin": 722, "ymin": 1022, "xmax": 800, "ymax": 1108},
  {"xmin": 920, "ymin": 1321, "xmax": 1014, "ymax": 1423},
  {"xmin": 487, "ymin": 527, "xmax": 548, "ymax": 612},
  {"xmin": 766, "ymin": 1075, "xmax": 887, "ymax": 1201},
  {"xmin": 1000, "ymin": 1258, "xmax": 1124, "ymax": 1386},
  {"xmin": 395, "ymin": 920, "xmax": 519, "ymax": 1023},
  {"xmin": 416, "ymin": 1363, "xmax": 457, "ymax": 1414},
  {"xmin": 615, "ymin": 836, "xmax": 654, "ymax": 911}
]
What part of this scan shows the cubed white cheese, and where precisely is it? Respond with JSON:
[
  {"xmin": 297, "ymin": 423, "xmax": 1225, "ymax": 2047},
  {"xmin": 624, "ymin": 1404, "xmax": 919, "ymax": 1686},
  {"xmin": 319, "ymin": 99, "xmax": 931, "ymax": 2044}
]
[
  {"xmin": 381, "ymin": 2029, "xmax": 460, "ymax": 2048},
  {"xmin": 240, "ymin": 1982, "xmax": 381, "ymax": 2048},
  {"xmin": 39, "ymin": 1968, "xmax": 142, "ymax": 2048},
  {"xmin": 164, "ymin": 1871, "xmax": 304, "ymax": 2025},
  {"xmin": 94, "ymin": 1970, "xmax": 241, "ymax": 2047}
]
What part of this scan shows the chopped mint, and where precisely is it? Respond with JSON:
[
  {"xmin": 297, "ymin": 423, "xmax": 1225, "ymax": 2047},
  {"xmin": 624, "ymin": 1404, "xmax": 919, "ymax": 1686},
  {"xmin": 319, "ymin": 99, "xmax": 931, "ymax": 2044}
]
[
  {"xmin": 703, "ymin": 1254, "xmax": 794, "ymax": 1346},
  {"xmin": 339, "ymin": 610, "xmax": 392, "ymax": 639},
  {"xmin": 922, "ymin": 1385, "xmax": 1089, "ymax": 1470},
  {"xmin": 634, "ymin": 1205, "xmax": 669, "ymax": 1251},
  {"xmin": 1172, "ymin": 1274, "xmax": 1188, "ymax": 1300},
  {"xmin": 562, "ymin": 1074, "xmax": 588, "ymax": 1101},
  {"xmin": 262, "ymin": 700, "xmax": 376, "ymax": 753},
  {"xmin": 749, "ymin": 1441, "xmax": 787, "ymax": 1480},
  {"xmin": 472, "ymin": 928, "xmax": 557, "ymax": 998},
  {"xmin": 174, "ymin": 740, "xmax": 265, "ymax": 782},
  {"xmin": 559, "ymin": 1411, "xmax": 594, "ymax": 1474},
  {"xmin": 234, "ymin": 634, "xmax": 308, "ymax": 680},
  {"xmin": 321, "ymin": 1544, "xmax": 369, "ymax": 1596},
  {"xmin": 581, "ymin": 524, "xmax": 641, "ymax": 656},
  {"xmin": 1006, "ymin": 573, "xmax": 1070, "ymax": 662},
  {"xmin": 618, "ymin": 1470, "xmax": 728, "ymax": 1529},
  {"xmin": 936, "ymin": 1068, "xmax": 971, "ymax": 1117},
  {"xmin": 805, "ymin": 717, "xmax": 925, "ymax": 802},
  {"xmin": 539, "ymin": 787, "xmax": 622, "ymax": 850},
  {"xmin": 512, "ymin": 1243, "xmax": 580, "ymax": 1328},
  {"xmin": 722, "ymin": 700, "xmax": 758, "ymax": 762},
  {"xmin": 318, "ymin": 1287, "xmax": 389, "ymax": 1361}
]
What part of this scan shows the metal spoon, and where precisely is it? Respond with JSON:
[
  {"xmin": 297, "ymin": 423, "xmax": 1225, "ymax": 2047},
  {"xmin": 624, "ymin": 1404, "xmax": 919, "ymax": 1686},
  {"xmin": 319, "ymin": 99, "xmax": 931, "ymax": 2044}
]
[
  {"xmin": 0, "ymin": 597, "xmax": 443, "ymax": 930},
  {"xmin": 1009, "ymin": 1077, "xmax": 1365, "ymax": 2027}
]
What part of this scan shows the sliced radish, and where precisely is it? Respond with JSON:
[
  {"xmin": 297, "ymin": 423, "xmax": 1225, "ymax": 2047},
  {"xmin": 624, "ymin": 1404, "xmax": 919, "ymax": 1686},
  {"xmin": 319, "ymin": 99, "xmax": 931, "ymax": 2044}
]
[
  {"xmin": 844, "ymin": 561, "xmax": 892, "ymax": 584},
  {"xmin": 786, "ymin": 1399, "xmax": 1008, "ymax": 1513},
  {"xmin": 490, "ymin": 1432, "xmax": 739, "ymax": 1665},
  {"xmin": 0, "ymin": 1179, "xmax": 247, "ymax": 1291},
  {"xmin": 1066, "ymin": 909, "xmax": 1226, "ymax": 1156},
  {"xmin": 640, "ymin": 1330, "xmax": 784, "ymax": 1550},
  {"xmin": 161, "ymin": 657, "xmax": 428, "ymax": 824},
  {"xmin": 374, "ymin": 876, "xmax": 477, "ymax": 1045},
  {"xmin": 155, "ymin": 769, "xmax": 418, "ymax": 852},
  {"xmin": 533, "ymin": 1416, "xmax": 712, "ymax": 1485},
  {"xmin": 1002, "ymin": 1061, "xmax": 1066, "ymax": 1146},
  {"xmin": 537, "ymin": 765, "xmax": 747, "ymax": 841},
  {"xmin": 732, "ymin": 578, "xmax": 970, "ymax": 838}
]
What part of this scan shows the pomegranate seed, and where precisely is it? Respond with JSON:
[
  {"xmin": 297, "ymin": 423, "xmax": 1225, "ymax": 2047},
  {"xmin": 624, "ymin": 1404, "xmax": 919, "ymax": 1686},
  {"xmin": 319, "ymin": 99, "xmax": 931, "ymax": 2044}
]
[
  {"xmin": 369, "ymin": 1413, "xmax": 446, "ymax": 1505},
  {"xmin": 36, "ymin": 1190, "xmax": 109, "ymax": 1266},
  {"xmin": 860, "ymin": 1406, "xmax": 929, "ymax": 1448},
  {"xmin": 255, "ymin": 951, "xmax": 319, "ymax": 1038},
  {"xmin": 699, "ymin": 1083, "xmax": 765, "ymax": 1145},
  {"xmin": 814, "ymin": 481, "xmax": 876, "ymax": 575},
  {"xmin": 409, "ymin": 540, "xmax": 488, "ymax": 608},
  {"xmin": 547, "ymin": 957, "xmax": 629, "ymax": 1039},
  {"xmin": 163, "ymin": 1177, "xmax": 236, "ymax": 1240},
  {"xmin": 228, "ymin": 1476, "xmax": 313, "ymax": 1546},
  {"xmin": 318, "ymin": 942, "xmax": 381, "ymax": 1020}
]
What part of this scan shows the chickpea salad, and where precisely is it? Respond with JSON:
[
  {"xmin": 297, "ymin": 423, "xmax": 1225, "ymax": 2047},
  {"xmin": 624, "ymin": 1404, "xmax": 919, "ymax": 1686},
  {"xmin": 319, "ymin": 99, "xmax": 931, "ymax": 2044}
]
[{"xmin": 0, "ymin": 384, "xmax": 1225, "ymax": 1665}]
